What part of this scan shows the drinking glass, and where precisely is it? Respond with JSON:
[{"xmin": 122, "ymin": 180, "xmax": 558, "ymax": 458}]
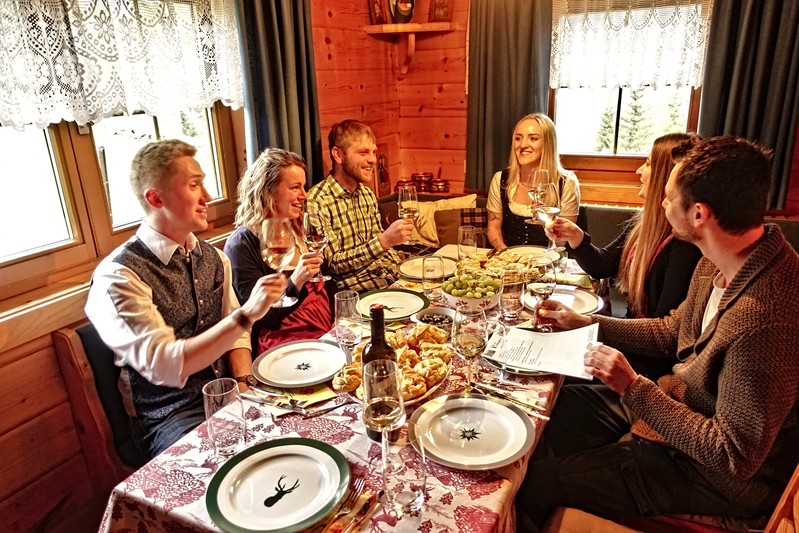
[
  {"xmin": 334, "ymin": 290, "xmax": 363, "ymax": 359},
  {"xmin": 202, "ymin": 377, "xmax": 246, "ymax": 458},
  {"xmin": 458, "ymin": 225, "xmax": 477, "ymax": 260},
  {"xmin": 302, "ymin": 212, "xmax": 331, "ymax": 282},
  {"xmin": 363, "ymin": 359, "xmax": 406, "ymax": 443},
  {"xmin": 500, "ymin": 265, "xmax": 524, "ymax": 322},
  {"xmin": 528, "ymin": 257, "xmax": 556, "ymax": 332},
  {"xmin": 422, "ymin": 256, "xmax": 445, "ymax": 304},
  {"xmin": 397, "ymin": 184, "xmax": 419, "ymax": 245},
  {"xmin": 478, "ymin": 320, "xmax": 508, "ymax": 385},
  {"xmin": 261, "ymin": 217, "xmax": 298, "ymax": 307},
  {"xmin": 524, "ymin": 169, "xmax": 550, "ymax": 224},
  {"xmin": 382, "ymin": 420, "xmax": 426, "ymax": 515},
  {"xmin": 534, "ymin": 181, "xmax": 564, "ymax": 252},
  {"xmin": 451, "ymin": 310, "xmax": 488, "ymax": 391}
]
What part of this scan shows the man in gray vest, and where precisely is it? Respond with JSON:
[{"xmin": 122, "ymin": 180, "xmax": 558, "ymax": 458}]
[{"xmin": 86, "ymin": 139, "xmax": 286, "ymax": 459}]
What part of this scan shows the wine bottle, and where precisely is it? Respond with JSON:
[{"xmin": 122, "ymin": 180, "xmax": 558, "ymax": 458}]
[
  {"xmin": 362, "ymin": 304, "xmax": 397, "ymax": 365},
  {"xmin": 362, "ymin": 304, "xmax": 398, "ymax": 442}
]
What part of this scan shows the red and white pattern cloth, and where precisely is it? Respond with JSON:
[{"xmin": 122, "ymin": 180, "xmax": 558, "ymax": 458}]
[{"xmin": 100, "ymin": 353, "xmax": 561, "ymax": 533}]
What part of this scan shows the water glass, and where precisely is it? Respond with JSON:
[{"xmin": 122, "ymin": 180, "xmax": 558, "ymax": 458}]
[
  {"xmin": 202, "ymin": 377, "xmax": 246, "ymax": 458},
  {"xmin": 382, "ymin": 420, "xmax": 426, "ymax": 515},
  {"xmin": 500, "ymin": 266, "xmax": 524, "ymax": 321},
  {"xmin": 458, "ymin": 226, "xmax": 477, "ymax": 260},
  {"xmin": 334, "ymin": 290, "xmax": 363, "ymax": 358},
  {"xmin": 422, "ymin": 257, "xmax": 445, "ymax": 304},
  {"xmin": 478, "ymin": 320, "xmax": 508, "ymax": 385}
]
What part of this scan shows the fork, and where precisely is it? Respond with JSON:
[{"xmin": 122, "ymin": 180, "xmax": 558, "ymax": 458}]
[
  {"xmin": 322, "ymin": 477, "xmax": 365, "ymax": 532},
  {"xmin": 302, "ymin": 396, "xmax": 360, "ymax": 419}
]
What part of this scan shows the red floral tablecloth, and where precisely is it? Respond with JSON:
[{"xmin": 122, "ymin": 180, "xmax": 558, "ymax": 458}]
[{"xmin": 100, "ymin": 356, "xmax": 561, "ymax": 533}]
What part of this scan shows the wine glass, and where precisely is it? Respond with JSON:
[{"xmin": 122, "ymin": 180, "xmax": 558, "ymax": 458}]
[
  {"xmin": 478, "ymin": 319, "xmax": 508, "ymax": 385},
  {"xmin": 261, "ymin": 217, "xmax": 298, "ymax": 308},
  {"xmin": 534, "ymin": 181, "xmax": 564, "ymax": 252},
  {"xmin": 528, "ymin": 257, "xmax": 556, "ymax": 332},
  {"xmin": 397, "ymin": 184, "xmax": 419, "ymax": 246},
  {"xmin": 363, "ymin": 359, "xmax": 406, "ymax": 443},
  {"xmin": 458, "ymin": 225, "xmax": 477, "ymax": 260},
  {"xmin": 524, "ymin": 169, "xmax": 549, "ymax": 224},
  {"xmin": 302, "ymin": 212, "xmax": 330, "ymax": 282},
  {"xmin": 202, "ymin": 378, "xmax": 246, "ymax": 458},
  {"xmin": 451, "ymin": 310, "xmax": 488, "ymax": 391},
  {"xmin": 334, "ymin": 290, "xmax": 363, "ymax": 359}
]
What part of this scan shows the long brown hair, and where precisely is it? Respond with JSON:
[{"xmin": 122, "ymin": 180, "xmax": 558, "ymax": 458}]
[{"xmin": 617, "ymin": 133, "xmax": 695, "ymax": 316}]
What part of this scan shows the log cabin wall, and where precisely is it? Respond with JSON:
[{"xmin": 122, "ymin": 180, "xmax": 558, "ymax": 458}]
[{"xmin": 310, "ymin": 0, "xmax": 469, "ymax": 196}]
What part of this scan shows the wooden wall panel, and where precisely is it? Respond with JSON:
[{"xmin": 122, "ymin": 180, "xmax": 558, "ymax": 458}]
[
  {"xmin": 0, "ymin": 403, "xmax": 82, "ymax": 502},
  {"xmin": 0, "ymin": 345, "xmax": 67, "ymax": 436},
  {"xmin": 1, "ymin": 454, "xmax": 94, "ymax": 533},
  {"xmin": 399, "ymin": 83, "xmax": 467, "ymax": 118}
]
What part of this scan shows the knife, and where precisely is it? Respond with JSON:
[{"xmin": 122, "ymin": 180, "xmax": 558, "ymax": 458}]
[
  {"xmin": 473, "ymin": 381, "xmax": 545, "ymax": 410},
  {"xmin": 341, "ymin": 490, "xmax": 383, "ymax": 533},
  {"xmin": 241, "ymin": 393, "xmax": 309, "ymax": 415},
  {"xmin": 472, "ymin": 385, "xmax": 550, "ymax": 420}
]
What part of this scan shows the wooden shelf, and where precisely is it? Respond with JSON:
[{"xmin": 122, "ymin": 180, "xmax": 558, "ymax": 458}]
[{"xmin": 364, "ymin": 22, "xmax": 456, "ymax": 79}]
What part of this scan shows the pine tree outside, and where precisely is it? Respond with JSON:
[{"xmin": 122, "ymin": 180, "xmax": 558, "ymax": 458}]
[{"xmin": 555, "ymin": 85, "xmax": 692, "ymax": 155}]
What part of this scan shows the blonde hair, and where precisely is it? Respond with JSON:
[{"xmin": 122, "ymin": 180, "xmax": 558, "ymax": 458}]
[
  {"xmin": 506, "ymin": 113, "xmax": 569, "ymax": 189},
  {"xmin": 617, "ymin": 133, "xmax": 695, "ymax": 315},
  {"xmin": 234, "ymin": 147, "xmax": 307, "ymax": 239},
  {"xmin": 129, "ymin": 139, "xmax": 196, "ymax": 211}
]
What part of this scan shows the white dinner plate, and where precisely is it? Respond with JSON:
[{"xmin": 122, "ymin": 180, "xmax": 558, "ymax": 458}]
[
  {"xmin": 206, "ymin": 438, "xmax": 349, "ymax": 533},
  {"xmin": 502, "ymin": 245, "xmax": 563, "ymax": 262},
  {"xmin": 398, "ymin": 256, "xmax": 458, "ymax": 280},
  {"xmin": 523, "ymin": 285, "xmax": 603, "ymax": 315},
  {"xmin": 410, "ymin": 393, "xmax": 535, "ymax": 470},
  {"xmin": 253, "ymin": 340, "xmax": 347, "ymax": 388},
  {"xmin": 358, "ymin": 289, "xmax": 429, "ymax": 321}
]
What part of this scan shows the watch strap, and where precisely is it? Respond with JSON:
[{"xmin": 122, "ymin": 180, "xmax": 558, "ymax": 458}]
[{"xmin": 231, "ymin": 308, "xmax": 253, "ymax": 330}]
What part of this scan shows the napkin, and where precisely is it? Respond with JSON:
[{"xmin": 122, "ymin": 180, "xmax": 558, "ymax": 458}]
[
  {"xmin": 556, "ymin": 272, "xmax": 593, "ymax": 290},
  {"xmin": 252, "ymin": 383, "xmax": 337, "ymax": 408}
]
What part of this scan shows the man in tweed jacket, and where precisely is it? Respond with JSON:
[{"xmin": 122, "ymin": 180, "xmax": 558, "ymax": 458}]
[{"xmin": 517, "ymin": 136, "xmax": 799, "ymax": 530}]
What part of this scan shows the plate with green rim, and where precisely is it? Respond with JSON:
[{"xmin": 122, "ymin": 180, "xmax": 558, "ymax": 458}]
[
  {"xmin": 206, "ymin": 438, "xmax": 350, "ymax": 533},
  {"xmin": 357, "ymin": 288, "xmax": 429, "ymax": 321}
]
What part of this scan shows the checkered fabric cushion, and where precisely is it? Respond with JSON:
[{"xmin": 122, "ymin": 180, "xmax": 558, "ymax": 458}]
[{"xmin": 460, "ymin": 208, "xmax": 488, "ymax": 247}]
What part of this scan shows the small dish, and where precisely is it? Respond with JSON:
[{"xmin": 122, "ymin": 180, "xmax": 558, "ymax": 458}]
[{"xmin": 410, "ymin": 307, "xmax": 456, "ymax": 329}]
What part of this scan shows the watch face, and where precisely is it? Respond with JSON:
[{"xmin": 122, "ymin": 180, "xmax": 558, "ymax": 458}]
[{"xmin": 245, "ymin": 375, "xmax": 257, "ymax": 387}]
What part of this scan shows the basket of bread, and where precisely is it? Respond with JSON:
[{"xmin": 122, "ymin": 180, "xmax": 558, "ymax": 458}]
[{"xmin": 332, "ymin": 322, "xmax": 454, "ymax": 405}]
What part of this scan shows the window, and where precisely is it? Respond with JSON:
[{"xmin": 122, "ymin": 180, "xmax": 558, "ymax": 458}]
[
  {"xmin": 0, "ymin": 105, "xmax": 241, "ymax": 302},
  {"xmin": 91, "ymin": 110, "xmax": 223, "ymax": 229},
  {"xmin": 556, "ymin": 85, "xmax": 693, "ymax": 155}
]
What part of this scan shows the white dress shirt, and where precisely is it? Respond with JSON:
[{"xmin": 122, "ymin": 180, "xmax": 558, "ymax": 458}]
[{"xmin": 85, "ymin": 223, "xmax": 249, "ymax": 389}]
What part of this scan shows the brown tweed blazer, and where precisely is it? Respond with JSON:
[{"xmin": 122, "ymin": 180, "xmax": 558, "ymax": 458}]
[{"xmin": 597, "ymin": 224, "xmax": 799, "ymax": 510}]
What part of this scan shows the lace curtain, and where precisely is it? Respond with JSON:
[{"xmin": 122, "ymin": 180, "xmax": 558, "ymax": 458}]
[
  {"xmin": 0, "ymin": 0, "xmax": 243, "ymax": 130},
  {"xmin": 550, "ymin": 0, "xmax": 714, "ymax": 89}
]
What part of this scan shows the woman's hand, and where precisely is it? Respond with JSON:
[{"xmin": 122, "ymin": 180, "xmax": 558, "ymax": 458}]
[
  {"xmin": 290, "ymin": 251, "xmax": 324, "ymax": 288},
  {"xmin": 546, "ymin": 218, "xmax": 585, "ymax": 249},
  {"xmin": 537, "ymin": 299, "xmax": 593, "ymax": 330},
  {"xmin": 584, "ymin": 343, "xmax": 638, "ymax": 395}
]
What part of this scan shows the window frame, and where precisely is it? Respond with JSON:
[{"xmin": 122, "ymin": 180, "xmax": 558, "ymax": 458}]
[
  {"xmin": 0, "ymin": 104, "xmax": 243, "ymax": 303},
  {"xmin": 550, "ymin": 87, "xmax": 701, "ymax": 206}
]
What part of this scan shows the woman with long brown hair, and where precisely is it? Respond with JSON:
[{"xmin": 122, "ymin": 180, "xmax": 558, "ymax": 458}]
[{"xmin": 548, "ymin": 133, "xmax": 702, "ymax": 319}]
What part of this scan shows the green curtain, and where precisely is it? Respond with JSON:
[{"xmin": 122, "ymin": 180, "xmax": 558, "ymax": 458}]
[
  {"xmin": 466, "ymin": 0, "xmax": 553, "ymax": 190},
  {"xmin": 236, "ymin": 0, "xmax": 323, "ymax": 186},
  {"xmin": 698, "ymin": 0, "xmax": 799, "ymax": 210}
]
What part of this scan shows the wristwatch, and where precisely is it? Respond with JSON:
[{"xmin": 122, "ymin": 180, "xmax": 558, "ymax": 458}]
[{"xmin": 234, "ymin": 374, "xmax": 258, "ymax": 387}]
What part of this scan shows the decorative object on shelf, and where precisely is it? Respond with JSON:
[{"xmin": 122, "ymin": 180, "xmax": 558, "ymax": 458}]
[
  {"xmin": 394, "ymin": 178, "xmax": 415, "ymax": 193},
  {"xmin": 368, "ymin": 0, "xmax": 390, "ymax": 25},
  {"xmin": 429, "ymin": 177, "xmax": 450, "ymax": 193},
  {"xmin": 429, "ymin": 0, "xmax": 453, "ymax": 22},
  {"xmin": 411, "ymin": 172, "xmax": 433, "ymax": 192},
  {"xmin": 390, "ymin": 0, "xmax": 414, "ymax": 23},
  {"xmin": 377, "ymin": 146, "xmax": 390, "ymax": 194}
]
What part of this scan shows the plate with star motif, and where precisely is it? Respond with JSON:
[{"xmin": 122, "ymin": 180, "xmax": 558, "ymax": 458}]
[
  {"xmin": 409, "ymin": 393, "xmax": 535, "ymax": 470},
  {"xmin": 253, "ymin": 340, "xmax": 347, "ymax": 388}
]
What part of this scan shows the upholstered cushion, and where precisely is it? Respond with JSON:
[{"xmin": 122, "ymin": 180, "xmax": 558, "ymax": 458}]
[
  {"xmin": 408, "ymin": 194, "xmax": 477, "ymax": 246},
  {"xmin": 435, "ymin": 206, "xmax": 488, "ymax": 247}
]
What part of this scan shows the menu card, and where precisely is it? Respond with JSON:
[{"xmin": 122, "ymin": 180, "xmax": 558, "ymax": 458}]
[{"xmin": 496, "ymin": 325, "xmax": 599, "ymax": 379}]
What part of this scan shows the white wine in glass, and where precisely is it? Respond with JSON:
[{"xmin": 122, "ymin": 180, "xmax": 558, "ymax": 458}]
[
  {"xmin": 528, "ymin": 257, "xmax": 556, "ymax": 332},
  {"xmin": 534, "ymin": 182, "xmax": 564, "ymax": 252},
  {"xmin": 363, "ymin": 359, "xmax": 406, "ymax": 443},
  {"xmin": 397, "ymin": 184, "xmax": 419, "ymax": 245},
  {"xmin": 261, "ymin": 217, "xmax": 298, "ymax": 308},
  {"xmin": 451, "ymin": 310, "xmax": 488, "ymax": 390},
  {"xmin": 302, "ymin": 212, "xmax": 330, "ymax": 282}
]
